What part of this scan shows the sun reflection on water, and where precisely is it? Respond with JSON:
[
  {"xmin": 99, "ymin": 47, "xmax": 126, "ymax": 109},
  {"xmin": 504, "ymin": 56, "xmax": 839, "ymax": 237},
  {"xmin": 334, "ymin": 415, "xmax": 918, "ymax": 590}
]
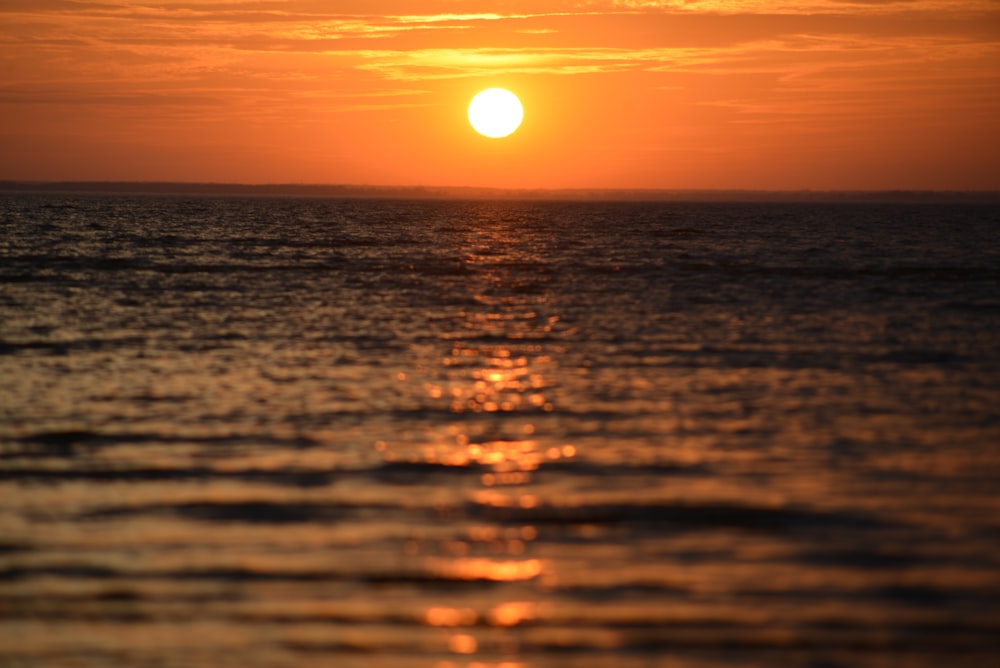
[{"xmin": 373, "ymin": 223, "xmax": 575, "ymax": 661}]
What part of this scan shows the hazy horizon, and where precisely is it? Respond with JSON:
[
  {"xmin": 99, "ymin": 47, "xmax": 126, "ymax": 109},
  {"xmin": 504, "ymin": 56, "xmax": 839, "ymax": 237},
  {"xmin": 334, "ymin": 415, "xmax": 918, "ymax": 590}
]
[{"xmin": 2, "ymin": 180, "xmax": 999, "ymax": 204}]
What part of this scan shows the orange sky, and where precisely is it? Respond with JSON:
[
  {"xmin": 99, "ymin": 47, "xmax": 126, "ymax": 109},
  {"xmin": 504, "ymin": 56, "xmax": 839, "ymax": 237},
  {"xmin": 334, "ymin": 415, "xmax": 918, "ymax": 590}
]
[{"xmin": 1, "ymin": 1, "xmax": 998, "ymax": 190}]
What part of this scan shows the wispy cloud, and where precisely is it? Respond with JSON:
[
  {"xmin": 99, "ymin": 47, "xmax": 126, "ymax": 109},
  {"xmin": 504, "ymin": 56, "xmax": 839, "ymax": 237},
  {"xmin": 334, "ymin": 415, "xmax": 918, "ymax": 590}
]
[
  {"xmin": 604, "ymin": 0, "xmax": 996, "ymax": 14},
  {"xmin": 346, "ymin": 34, "xmax": 1000, "ymax": 81}
]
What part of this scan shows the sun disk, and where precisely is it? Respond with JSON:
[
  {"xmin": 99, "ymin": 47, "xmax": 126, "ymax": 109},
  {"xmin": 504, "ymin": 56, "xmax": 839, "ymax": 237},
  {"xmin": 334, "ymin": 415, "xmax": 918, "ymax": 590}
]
[{"xmin": 468, "ymin": 88, "xmax": 523, "ymax": 139}]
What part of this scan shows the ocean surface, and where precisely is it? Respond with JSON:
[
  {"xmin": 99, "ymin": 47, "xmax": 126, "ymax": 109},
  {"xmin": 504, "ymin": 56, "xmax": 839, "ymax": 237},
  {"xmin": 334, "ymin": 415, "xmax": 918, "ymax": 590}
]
[{"xmin": 1, "ymin": 194, "xmax": 999, "ymax": 667}]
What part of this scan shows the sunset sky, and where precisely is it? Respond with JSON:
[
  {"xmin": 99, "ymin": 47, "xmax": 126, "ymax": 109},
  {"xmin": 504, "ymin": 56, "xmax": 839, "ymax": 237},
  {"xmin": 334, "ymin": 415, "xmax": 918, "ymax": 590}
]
[{"xmin": 2, "ymin": 1, "xmax": 998, "ymax": 190}]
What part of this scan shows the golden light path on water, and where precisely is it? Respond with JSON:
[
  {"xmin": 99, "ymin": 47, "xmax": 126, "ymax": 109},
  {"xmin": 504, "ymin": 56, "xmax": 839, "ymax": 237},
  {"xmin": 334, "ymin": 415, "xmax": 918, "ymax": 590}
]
[{"xmin": 369, "ymin": 220, "xmax": 572, "ymax": 656}]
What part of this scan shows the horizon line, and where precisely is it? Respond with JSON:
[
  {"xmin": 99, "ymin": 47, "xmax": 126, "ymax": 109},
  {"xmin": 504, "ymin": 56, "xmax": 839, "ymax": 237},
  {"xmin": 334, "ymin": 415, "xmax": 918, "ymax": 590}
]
[{"xmin": 2, "ymin": 180, "xmax": 998, "ymax": 203}]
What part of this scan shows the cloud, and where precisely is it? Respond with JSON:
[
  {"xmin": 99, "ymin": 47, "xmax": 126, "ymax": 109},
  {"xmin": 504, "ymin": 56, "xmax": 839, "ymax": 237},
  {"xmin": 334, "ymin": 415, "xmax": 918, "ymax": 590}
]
[
  {"xmin": 604, "ymin": 0, "xmax": 996, "ymax": 14},
  {"xmin": 343, "ymin": 32, "xmax": 1000, "ymax": 81}
]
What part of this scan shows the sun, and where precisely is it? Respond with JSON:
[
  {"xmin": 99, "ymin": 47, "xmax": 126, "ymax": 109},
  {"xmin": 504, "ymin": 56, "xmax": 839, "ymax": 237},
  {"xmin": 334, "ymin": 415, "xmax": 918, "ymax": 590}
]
[{"xmin": 468, "ymin": 88, "xmax": 523, "ymax": 139}]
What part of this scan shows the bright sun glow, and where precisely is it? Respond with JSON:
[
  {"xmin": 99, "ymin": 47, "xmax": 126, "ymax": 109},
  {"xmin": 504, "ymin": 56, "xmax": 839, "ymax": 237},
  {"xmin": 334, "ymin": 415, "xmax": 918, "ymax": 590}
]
[{"xmin": 468, "ymin": 88, "xmax": 524, "ymax": 139}]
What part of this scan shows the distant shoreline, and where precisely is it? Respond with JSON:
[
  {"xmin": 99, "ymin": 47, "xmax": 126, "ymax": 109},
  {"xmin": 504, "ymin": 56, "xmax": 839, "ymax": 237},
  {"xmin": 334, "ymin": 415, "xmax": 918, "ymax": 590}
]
[{"xmin": 2, "ymin": 181, "xmax": 998, "ymax": 203}]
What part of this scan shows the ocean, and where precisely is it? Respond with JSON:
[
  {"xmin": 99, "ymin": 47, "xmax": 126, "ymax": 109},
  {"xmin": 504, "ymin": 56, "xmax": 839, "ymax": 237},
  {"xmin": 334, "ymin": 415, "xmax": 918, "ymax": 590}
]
[{"xmin": 1, "ymin": 194, "xmax": 999, "ymax": 667}]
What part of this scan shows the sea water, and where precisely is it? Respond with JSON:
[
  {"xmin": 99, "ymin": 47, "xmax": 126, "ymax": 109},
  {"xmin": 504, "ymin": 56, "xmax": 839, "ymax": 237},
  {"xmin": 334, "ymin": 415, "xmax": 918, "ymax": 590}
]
[{"xmin": 1, "ymin": 194, "xmax": 999, "ymax": 667}]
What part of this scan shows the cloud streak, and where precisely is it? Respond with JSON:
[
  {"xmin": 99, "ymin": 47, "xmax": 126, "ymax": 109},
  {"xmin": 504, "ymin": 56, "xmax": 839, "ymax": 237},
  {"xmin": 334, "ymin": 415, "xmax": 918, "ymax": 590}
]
[{"xmin": 605, "ymin": 0, "xmax": 995, "ymax": 14}]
